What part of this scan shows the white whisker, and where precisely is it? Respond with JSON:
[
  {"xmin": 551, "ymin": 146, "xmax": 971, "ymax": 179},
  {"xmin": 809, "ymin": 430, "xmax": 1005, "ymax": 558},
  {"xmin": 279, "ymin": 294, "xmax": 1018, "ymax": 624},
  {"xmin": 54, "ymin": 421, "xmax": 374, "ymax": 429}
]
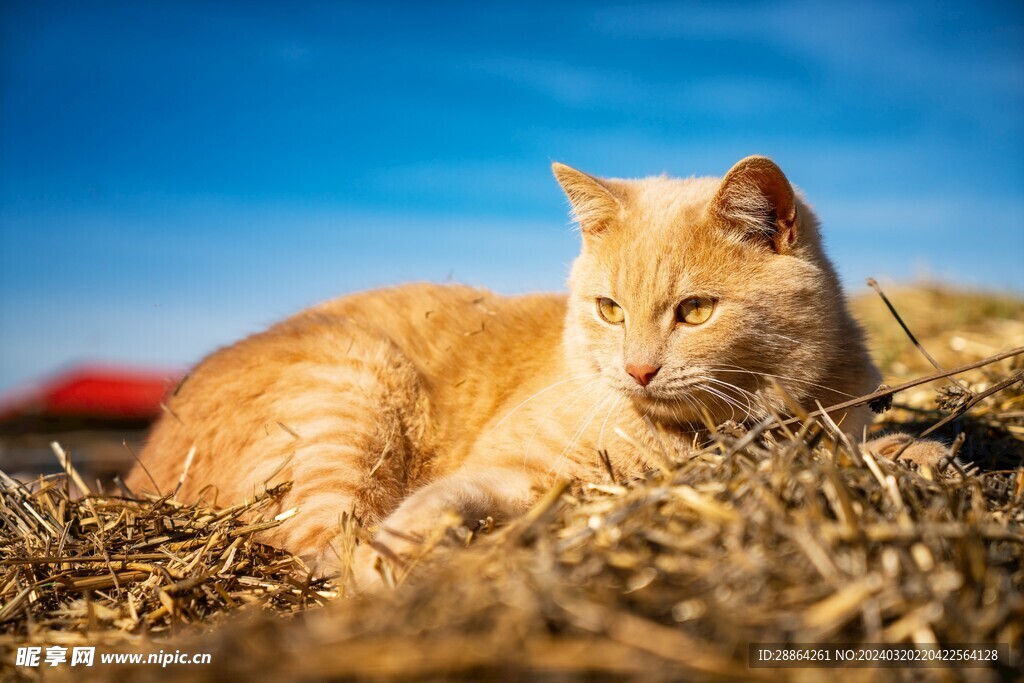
[
  {"xmin": 552, "ymin": 389, "xmax": 617, "ymax": 478},
  {"xmin": 705, "ymin": 365, "xmax": 858, "ymax": 398},
  {"xmin": 522, "ymin": 379, "xmax": 605, "ymax": 470},
  {"xmin": 486, "ymin": 372, "xmax": 602, "ymax": 437},
  {"xmin": 597, "ymin": 395, "xmax": 624, "ymax": 452}
]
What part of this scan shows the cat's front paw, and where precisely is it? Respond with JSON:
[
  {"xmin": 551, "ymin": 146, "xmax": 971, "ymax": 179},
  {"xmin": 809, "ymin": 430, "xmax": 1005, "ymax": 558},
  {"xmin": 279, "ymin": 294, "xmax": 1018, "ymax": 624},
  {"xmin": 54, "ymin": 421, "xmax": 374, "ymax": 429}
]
[
  {"xmin": 864, "ymin": 433, "xmax": 957, "ymax": 471},
  {"xmin": 349, "ymin": 541, "xmax": 398, "ymax": 593},
  {"xmin": 349, "ymin": 521, "xmax": 459, "ymax": 593}
]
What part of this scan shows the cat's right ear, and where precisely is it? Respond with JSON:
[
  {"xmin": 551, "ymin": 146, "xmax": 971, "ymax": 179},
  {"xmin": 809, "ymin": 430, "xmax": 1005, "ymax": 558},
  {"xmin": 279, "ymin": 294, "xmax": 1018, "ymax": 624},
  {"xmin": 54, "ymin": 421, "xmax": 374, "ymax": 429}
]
[
  {"xmin": 708, "ymin": 156, "xmax": 799, "ymax": 253},
  {"xmin": 552, "ymin": 163, "xmax": 624, "ymax": 236}
]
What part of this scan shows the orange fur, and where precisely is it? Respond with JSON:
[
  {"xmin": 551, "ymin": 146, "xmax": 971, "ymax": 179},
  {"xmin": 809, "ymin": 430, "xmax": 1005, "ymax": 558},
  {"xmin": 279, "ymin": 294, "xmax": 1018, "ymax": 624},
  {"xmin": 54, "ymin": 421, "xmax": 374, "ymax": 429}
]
[{"xmin": 127, "ymin": 156, "xmax": 944, "ymax": 588}]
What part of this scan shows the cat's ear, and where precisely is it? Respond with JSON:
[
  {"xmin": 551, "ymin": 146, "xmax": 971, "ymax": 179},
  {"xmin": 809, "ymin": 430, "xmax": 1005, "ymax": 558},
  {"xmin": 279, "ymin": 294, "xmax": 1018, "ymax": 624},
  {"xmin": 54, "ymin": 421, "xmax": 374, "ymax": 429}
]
[
  {"xmin": 708, "ymin": 156, "xmax": 798, "ymax": 253},
  {"xmin": 552, "ymin": 162, "xmax": 624, "ymax": 236}
]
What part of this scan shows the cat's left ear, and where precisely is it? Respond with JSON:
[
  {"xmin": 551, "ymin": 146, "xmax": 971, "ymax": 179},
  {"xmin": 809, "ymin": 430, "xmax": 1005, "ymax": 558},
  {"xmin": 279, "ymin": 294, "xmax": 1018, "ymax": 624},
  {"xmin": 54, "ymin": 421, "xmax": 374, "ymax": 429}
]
[
  {"xmin": 552, "ymin": 162, "xmax": 624, "ymax": 236},
  {"xmin": 708, "ymin": 156, "xmax": 798, "ymax": 253}
]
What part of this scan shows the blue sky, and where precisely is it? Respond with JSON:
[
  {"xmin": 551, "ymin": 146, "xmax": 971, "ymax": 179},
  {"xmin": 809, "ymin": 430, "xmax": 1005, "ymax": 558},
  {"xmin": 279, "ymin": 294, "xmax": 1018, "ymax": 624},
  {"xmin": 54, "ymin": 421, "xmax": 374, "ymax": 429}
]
[{"xmin": 2, "ymin": 1, "xmax": 1022, "ymax": 390}]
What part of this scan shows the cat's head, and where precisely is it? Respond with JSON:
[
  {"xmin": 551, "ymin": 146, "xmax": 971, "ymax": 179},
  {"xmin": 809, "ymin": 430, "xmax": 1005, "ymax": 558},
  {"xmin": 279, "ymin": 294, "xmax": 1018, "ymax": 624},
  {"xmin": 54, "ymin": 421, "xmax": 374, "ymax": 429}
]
[{"xmin": 556, "ymin": 156, "xmax": 865, "ymax": 426}]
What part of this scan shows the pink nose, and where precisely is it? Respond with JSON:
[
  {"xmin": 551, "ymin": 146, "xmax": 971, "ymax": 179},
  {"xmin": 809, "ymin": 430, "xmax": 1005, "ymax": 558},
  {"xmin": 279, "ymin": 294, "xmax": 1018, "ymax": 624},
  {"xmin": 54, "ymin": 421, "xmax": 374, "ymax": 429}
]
[{"xmin": 625, "ymin": 363, "xmax": 660, "ymax": 387}]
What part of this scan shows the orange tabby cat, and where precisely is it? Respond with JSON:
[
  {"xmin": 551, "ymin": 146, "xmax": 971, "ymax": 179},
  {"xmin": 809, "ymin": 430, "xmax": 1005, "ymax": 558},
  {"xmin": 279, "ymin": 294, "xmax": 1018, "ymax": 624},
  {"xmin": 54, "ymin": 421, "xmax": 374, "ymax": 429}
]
[{"xmin": 127, "ymin": 156, "xmax": 947, "ymax": 587}]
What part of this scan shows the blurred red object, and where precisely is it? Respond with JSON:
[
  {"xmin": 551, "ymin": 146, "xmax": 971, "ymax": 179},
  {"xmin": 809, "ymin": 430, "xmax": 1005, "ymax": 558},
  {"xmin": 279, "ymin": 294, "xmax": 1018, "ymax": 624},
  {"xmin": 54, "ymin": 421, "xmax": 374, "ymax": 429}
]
[{"xmin": 0, "ymin": 365, "xmax": 181, "ymax": 421}]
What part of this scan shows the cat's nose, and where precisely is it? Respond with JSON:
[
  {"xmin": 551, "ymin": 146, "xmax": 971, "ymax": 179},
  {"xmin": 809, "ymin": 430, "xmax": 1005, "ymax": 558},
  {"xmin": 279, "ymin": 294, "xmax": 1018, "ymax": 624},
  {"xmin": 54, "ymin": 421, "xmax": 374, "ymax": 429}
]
[{"xmin": 625, "ymin": 363, "xmax": 660, "ymax": 387}]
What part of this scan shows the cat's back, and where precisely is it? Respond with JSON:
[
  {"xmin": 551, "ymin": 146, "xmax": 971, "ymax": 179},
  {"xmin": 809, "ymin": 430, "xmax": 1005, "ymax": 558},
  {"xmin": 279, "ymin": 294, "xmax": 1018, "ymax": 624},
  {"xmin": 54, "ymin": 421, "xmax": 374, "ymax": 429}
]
[
  {"xmin": 130, "ymin": 283, "xmax": 568, "ymax": 499},
  {"xmin": 169, "ymin": 281, "xmax": 567, "ymax": 411},
  {"xmin": 311, "ymin": 282, "xmax": 566, "ymax": 374},
  {"xmin": 307, "ymin": 283, "xmax": 571, "ymax": 447}
]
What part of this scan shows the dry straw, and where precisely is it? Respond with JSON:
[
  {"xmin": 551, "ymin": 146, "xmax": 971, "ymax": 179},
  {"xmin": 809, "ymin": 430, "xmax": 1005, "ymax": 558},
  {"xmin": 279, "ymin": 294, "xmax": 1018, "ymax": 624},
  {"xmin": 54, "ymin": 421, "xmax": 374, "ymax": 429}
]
[{"xmin": 0, "ymin": 471, "xmax": 335, "ymax": 646}]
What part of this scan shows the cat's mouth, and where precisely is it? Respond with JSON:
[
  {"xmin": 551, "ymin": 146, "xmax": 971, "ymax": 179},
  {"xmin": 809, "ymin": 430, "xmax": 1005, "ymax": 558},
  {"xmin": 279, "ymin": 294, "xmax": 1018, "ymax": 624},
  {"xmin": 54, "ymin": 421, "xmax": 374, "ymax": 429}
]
[
  {"xmin": 626, "ymin": 389, "xmax": 697, "ymax": 423},
  {"xmin": 620, "ymin": 383, "xmax": 697, "ymax": 419},
  {"xmin": 622, "ymin": 377, "xmax": 756, "ymax": 425}
]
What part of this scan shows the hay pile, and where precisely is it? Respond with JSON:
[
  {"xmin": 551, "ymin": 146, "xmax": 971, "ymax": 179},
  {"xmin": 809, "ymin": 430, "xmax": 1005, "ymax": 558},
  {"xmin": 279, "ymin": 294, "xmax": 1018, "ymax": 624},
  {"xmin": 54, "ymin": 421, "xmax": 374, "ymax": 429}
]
[
  {"xmin": 1, "ymin": 284, "xmax": 1022, "ymax": 682},
  {"xmin": 0, "ymin": 469, "xmax": 334, "ymax": 647}
]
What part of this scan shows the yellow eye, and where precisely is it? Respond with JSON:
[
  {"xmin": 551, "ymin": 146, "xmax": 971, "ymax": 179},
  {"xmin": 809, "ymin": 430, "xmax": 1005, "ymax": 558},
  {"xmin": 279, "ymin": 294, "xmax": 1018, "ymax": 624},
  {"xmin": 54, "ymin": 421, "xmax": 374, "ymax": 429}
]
[
  {"xmin": 597, "ymin": 297, "xmax": 625, "ymax": 324},
  {"xmin": 677, "ymin": 297, "xmax": 715, "ymax": 325}
]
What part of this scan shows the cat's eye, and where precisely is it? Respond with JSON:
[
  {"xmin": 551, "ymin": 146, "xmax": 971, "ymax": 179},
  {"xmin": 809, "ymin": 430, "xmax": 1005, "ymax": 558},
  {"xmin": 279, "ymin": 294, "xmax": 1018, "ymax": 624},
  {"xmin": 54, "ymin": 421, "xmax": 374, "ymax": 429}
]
[
  {"xmin": 677, "ymin": 297, "xmax": 715, "ymax": 325},
  {"xmin": 597, "ymin": 297, "xmax": 625, "ymax": 324}
]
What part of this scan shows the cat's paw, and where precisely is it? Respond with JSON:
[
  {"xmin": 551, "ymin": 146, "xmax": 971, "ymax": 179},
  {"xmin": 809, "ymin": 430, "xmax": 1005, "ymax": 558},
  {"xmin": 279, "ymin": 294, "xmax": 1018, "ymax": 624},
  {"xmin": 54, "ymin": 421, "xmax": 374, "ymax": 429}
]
[
  {"xmin": 864, "ymin": 433, "xmax": 957, "ymax": 471},
  {"xmin": 348, "ymin": 523, "xmax": 454, "ymax": 593},
  {"xmin": 348, "ymin": 541, "xmax": 397, "ymax": 593}
]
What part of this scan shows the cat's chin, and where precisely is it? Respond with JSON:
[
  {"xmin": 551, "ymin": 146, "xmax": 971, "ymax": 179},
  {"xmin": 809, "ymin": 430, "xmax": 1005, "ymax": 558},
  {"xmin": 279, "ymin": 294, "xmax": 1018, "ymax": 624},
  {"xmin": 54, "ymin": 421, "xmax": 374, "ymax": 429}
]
[{"xmin": 627, "ymin": 391, "xmax": 701, "ymax": 424}]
